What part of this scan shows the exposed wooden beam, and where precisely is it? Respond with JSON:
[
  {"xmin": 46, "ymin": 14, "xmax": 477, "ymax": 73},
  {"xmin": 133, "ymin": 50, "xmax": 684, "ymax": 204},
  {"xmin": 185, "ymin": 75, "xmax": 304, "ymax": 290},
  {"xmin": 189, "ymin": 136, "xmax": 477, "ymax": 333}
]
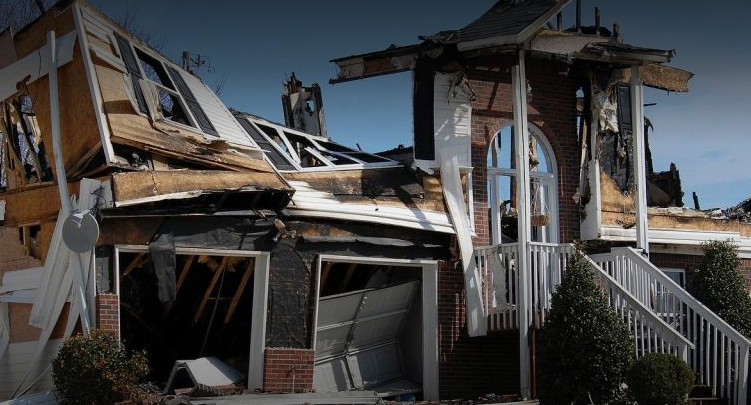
[
  {"xmin": 223, "ymin": 258, "xmax": 255, "ymax": 325},
  {"xmin": 175, "ymin": 255, "xmax": 195, "ymax": 294},
  {"xmin": 194, "ymin": 256, "xmax": 229, "ymax": 323},
  {"xmin": 119, "ymin": 252, "xmax": 147, "ymax": 279}
]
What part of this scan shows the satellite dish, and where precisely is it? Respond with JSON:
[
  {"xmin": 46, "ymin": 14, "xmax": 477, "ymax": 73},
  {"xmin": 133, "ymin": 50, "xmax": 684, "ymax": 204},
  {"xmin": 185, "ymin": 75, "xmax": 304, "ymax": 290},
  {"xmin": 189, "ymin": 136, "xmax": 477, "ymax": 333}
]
[{"xmin": 62, "ymin": 210, "xmax": 99, "ymax": 253}]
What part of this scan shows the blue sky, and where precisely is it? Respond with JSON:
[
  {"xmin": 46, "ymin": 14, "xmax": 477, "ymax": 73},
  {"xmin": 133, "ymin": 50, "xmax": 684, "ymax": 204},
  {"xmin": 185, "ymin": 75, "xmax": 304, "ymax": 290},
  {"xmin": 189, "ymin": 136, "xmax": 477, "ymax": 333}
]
[{"xmin": 81, "ymin": 1, "xmax": 751, "ymax": 208}]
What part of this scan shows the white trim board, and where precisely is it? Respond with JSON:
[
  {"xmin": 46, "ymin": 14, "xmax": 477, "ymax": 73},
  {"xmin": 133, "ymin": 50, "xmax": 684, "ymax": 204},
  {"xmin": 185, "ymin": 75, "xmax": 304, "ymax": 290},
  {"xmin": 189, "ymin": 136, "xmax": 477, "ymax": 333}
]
[{"xmin": 0, "ymin": 31, "xmax": 76, "ymax": 102}]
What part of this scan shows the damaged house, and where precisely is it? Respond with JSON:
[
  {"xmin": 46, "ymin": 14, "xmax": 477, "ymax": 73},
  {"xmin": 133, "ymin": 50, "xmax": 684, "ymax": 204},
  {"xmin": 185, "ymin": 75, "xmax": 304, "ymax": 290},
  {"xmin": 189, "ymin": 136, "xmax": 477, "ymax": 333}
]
[{"xmin": 1, "ymin": 0, "xmax": 751, "ymax": 404}]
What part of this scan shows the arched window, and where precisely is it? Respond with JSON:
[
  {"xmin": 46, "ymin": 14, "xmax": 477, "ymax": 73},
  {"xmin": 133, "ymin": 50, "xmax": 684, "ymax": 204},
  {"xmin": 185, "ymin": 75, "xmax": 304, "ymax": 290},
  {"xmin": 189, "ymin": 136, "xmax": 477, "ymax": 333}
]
[{"xmin": 487, "ymin": 124, "xmax": 558, "ymax": 244}]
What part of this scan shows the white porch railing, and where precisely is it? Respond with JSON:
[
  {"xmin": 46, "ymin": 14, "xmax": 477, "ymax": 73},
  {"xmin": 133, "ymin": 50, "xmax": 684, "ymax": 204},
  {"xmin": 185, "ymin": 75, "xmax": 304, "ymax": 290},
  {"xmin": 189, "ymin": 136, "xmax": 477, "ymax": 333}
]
[
  {"xmin": 592, "ymin": 247, "xmax": 750, "ymax": 405},
  {"xmin": 475, "ymin": 243, "xmax": 520, "ymax": 330}
]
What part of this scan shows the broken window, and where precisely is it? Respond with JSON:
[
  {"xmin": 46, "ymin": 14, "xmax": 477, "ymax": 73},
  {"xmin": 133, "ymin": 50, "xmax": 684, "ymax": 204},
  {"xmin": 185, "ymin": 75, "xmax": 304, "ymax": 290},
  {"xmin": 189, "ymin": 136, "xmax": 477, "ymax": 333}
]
[
  {"xmin": 236, "ymin": 116, "xmax": 397, "ymax": 172},
  {"xmin": 119, "ymin": 252, "xmax": 257, "ymax": 383},
  {"xmin": 114, "ymin": 33, "xmax": 217, "ymax": 136}
]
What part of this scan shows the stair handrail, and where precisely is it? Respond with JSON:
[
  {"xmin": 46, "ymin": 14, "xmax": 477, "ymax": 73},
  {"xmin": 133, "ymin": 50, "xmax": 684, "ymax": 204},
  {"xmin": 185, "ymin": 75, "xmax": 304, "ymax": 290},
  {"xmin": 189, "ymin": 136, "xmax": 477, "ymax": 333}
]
[
  {"xmin": 601, "ymin": 247, "xmax": 751, "ymax": 348},
  {"xmin": 580, "ymin": 252, "xmax": 695, "ymax": 356}
]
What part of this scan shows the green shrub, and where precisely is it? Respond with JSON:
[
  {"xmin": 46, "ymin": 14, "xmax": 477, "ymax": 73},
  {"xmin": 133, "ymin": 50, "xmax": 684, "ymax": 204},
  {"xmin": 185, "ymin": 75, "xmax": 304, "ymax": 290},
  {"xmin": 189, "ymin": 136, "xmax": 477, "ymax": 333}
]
[
  {"xmin": 627, "ymin": 353, "xmax": 694, "ymax": 405},
  {"xmin": 52, "ymin": 329, "xmax": 148, "ymax": 405},
  {"xmin": 688, "ymin": 240, "xmax": 751, "ymax": 337},
  {"xmin": 537, "ymin": 250, "xmax": 634, "ymax": 405}
]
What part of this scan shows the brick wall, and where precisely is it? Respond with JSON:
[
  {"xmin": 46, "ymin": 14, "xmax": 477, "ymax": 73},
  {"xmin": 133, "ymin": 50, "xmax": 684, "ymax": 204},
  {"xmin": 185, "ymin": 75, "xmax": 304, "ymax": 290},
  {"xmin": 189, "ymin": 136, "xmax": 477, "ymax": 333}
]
[
  {"xmin": 438, "ymin": 260, "xmax": 519, "ymax": 398},
  {"xmin": 263, "ymin": 348, "xmax": 314, "ymax": 393},
  {"xmin": 95, "ymin": 293, "xmax": 119, "ymax": 333},
  {"xmin": 468, "ymin": 55, "xmax": 581, "ymax": 246}
]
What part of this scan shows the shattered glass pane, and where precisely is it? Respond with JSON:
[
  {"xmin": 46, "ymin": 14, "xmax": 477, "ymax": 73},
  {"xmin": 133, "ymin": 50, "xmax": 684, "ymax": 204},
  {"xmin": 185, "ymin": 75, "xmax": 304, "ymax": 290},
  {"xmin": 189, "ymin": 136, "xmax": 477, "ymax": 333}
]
[{"xmin": 157, "ymin": 89, "xmax": 191, "ymax": 126}]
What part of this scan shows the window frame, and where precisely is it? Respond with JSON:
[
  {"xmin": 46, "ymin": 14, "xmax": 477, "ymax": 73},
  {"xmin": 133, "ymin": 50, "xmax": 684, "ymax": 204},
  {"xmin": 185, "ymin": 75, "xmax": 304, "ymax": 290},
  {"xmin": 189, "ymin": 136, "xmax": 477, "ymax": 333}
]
[
  {"xmin": 128, "ymin": 43, "xmax": 202, "ymax": 132},
  {"xmin": 242, "ymin": 117, "xmax": 399, "ymax": 172},
  {"xmin": 487, "ymin": 124, "xmax": 559, "ymax": 244}
]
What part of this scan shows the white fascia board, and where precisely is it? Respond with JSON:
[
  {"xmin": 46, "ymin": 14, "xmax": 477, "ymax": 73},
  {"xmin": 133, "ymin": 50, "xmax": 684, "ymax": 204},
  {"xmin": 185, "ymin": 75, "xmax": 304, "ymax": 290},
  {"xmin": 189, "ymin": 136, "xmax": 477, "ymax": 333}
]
[
  {"xmin": 0, "ymin": 31, "xmax": 76, "ymax": 102},
  {"xmin": 283, "ymin": 205, "xmax": 455, "ymax": 234},
  {"xmin": 601, "ymin": 225, "xmax": 751, "ymax": 255}
]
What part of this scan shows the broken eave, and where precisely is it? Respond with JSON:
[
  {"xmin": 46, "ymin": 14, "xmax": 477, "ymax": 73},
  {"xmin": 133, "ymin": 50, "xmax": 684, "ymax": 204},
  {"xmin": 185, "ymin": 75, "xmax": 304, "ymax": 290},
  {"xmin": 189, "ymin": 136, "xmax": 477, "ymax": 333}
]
[
  {"xmin": 329, "ymin": 43, "xmax": 422, "ymax": 84},
  {"xmin": 110, "ymin": 170, "xmax": 294, "ymax": 212},
  {"xmin": 576, "ymin": 42, "xmax": 675, "ymax": 65}
]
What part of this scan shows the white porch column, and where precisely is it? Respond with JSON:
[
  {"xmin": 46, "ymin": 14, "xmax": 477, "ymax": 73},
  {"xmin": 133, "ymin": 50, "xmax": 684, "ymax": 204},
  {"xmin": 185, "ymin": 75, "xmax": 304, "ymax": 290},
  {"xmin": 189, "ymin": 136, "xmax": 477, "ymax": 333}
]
[
  {"xmin": 512, "ymin": 50, "xmax": 532, "ymax": 399},
  {"xmin": 630, "ymin": 65, "xmax": 649, "ymax": 253}
]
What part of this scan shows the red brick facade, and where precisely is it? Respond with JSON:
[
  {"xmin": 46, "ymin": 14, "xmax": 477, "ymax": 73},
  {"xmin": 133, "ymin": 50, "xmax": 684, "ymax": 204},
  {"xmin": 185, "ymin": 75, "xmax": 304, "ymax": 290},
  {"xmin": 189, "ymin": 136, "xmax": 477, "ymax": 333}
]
[
  {"xmin": 263, "ymin": 348, "xmax": 315, "ymax": 393},
  {"xmin": 95, "ymin": 293, "xmax": 119, "ymax": 333},
  {"xmin": 468, "ymin": 55, "xmax": 581, "ymax": 246},
  {"xmin": 438, "ymin": 260, "xmax": 519, "ymax": 398}
]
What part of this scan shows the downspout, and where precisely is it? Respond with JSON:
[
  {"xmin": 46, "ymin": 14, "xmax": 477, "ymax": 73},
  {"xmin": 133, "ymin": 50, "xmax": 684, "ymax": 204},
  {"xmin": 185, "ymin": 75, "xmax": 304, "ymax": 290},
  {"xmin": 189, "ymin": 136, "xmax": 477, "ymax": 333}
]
[{"xmin": 512, "ymin": 49, "xmax": 532, "ymax": 400}]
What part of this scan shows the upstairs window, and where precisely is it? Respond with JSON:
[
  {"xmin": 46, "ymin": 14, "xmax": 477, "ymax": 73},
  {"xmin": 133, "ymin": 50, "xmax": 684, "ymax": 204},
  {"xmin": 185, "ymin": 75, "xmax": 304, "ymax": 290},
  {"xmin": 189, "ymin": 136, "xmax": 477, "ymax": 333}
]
[{"xmin": 114, "ymin": 33, "xmax": 217, "ymax": 136}]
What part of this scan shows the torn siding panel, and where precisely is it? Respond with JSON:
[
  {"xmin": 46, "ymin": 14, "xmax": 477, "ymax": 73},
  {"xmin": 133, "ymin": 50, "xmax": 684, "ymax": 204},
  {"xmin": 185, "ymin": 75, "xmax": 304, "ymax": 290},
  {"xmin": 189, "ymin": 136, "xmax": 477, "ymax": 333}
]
[
  {"xmin": 0, "ymin": 31, "xmax": 76, "ymax": 102},
  {"xmin": 0, "ymin": 339, "xmax": 63, "ymax": 399},
  {"xmin": 111, "ymin": 170, "xmax": 291, "ymax": 207}
]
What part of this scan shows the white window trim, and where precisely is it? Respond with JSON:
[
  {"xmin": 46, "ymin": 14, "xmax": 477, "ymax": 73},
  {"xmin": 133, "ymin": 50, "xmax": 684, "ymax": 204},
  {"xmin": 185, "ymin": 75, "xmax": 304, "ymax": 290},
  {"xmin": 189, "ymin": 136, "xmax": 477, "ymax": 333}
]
[
  {"xmin": 113, "ymin": 245, "xmax": 270, "ymax": 391},
  {"xmin": 487, "ymin": 124, "xmax": 559, "ymax": 244},
  {"xmin": 312, "ymin": 255, "xmax": 439, "ymax": 401}
]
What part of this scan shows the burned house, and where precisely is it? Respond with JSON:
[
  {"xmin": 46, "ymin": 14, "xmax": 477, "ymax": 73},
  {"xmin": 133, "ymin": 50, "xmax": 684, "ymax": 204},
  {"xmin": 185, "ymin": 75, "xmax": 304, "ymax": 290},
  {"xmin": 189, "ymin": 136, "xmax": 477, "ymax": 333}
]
[
  {"xmin": 0, "ymin": 0, "xmax": 446, "ymax": 401},
  {"xmin": 1, "ymin": 0, "xmax": 751, "ymax": 404}
]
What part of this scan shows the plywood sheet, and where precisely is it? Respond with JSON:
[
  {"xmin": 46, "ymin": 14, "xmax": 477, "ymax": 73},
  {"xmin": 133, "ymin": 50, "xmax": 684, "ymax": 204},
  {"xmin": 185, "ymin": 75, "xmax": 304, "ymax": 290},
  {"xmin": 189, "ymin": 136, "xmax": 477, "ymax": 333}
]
[{"xmin": 111, "ymin": 169, "xmax": 290, "ymax": 206}]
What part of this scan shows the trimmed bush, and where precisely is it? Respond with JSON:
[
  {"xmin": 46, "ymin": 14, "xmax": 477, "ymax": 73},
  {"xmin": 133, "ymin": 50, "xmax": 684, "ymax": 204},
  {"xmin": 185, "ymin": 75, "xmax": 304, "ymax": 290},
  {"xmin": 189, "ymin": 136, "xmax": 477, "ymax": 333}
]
[
  {"xmin": 688, "ymin": 240, "xmax": 751, "ymax": 337},
  {"xmin": 627, "ymin": 353, "xmax": 694, "ymax": 405},
  {"xmin": 52, "ymin": 329, "xmax": 148, "ymax": 405},
  {"xmin": 537, "ymin": 250, "xmax": 634, "ymax": 405}
]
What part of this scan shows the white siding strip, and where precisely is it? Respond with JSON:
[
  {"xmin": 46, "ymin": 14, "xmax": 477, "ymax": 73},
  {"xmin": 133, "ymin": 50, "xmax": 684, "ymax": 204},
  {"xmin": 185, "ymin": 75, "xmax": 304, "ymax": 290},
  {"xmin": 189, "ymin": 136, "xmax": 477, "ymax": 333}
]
[
  {"xmin": 0, "ymin": 269, "xmax": 42, "ymax": 294},
  {"xmin": 0, "ymin": 31, "xmax": 76, "ymax": 102}
]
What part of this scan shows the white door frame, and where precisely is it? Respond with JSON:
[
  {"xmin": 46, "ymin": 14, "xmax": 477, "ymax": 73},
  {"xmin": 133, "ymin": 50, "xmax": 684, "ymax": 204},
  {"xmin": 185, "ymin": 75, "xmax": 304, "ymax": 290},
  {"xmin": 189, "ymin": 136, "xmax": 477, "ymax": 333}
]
[{"xmin": 113, "ymin": 245, "xmax": 270, "ymax": 391}]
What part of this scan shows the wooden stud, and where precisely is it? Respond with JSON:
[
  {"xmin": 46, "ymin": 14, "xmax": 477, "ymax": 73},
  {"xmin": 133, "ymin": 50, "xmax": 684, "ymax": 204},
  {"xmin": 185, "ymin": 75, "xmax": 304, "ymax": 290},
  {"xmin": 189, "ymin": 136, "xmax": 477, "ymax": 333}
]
[
  {"xmin": 320, "ymin": 262, "xmax": 333, "ymax": 291},
  {"xmin": 223, "ymin": 258, "xmax": 255, "ymax": 324},
  {"xmin": 338, "ymin": 263, "xmax": 358, "ymax": 293},
  {"xmin": 119, "ymin": 252, "xmax": 147, "ymax": 279},
  {"xmin": 194, "ymin": 256, "xmax": 229, "ymax": 323},
  {"xmin": 175, "ymin": 255, "xmax": 195, "ymax": 295}
]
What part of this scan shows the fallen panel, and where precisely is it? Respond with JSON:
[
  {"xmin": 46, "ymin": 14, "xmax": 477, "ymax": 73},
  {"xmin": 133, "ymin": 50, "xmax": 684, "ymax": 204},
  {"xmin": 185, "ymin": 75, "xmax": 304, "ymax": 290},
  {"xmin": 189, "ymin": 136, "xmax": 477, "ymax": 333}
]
[
  {"xmin": 314, "ymin": 281, "xmax": 419, "ymax": 393},
  {"xmin": 165, "ymin": 357, "xmax": 244, "ymax": 395}
]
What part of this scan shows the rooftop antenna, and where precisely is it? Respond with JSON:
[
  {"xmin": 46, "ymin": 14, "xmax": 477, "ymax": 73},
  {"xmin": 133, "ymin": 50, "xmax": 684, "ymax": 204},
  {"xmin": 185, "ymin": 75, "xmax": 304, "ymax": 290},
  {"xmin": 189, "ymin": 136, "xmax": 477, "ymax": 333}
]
[{"xmin": 181, "ymin": 51, "xmax": 215, "ymax": 75}]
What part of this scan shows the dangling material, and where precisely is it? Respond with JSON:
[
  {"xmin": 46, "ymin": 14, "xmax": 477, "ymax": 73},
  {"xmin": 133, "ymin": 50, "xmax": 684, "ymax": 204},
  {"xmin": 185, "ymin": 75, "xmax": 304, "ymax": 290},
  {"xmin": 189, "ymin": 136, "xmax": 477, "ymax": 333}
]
[{"xmin": 531, "ymin": 180, "xmax": 550, "ymax": 227}]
